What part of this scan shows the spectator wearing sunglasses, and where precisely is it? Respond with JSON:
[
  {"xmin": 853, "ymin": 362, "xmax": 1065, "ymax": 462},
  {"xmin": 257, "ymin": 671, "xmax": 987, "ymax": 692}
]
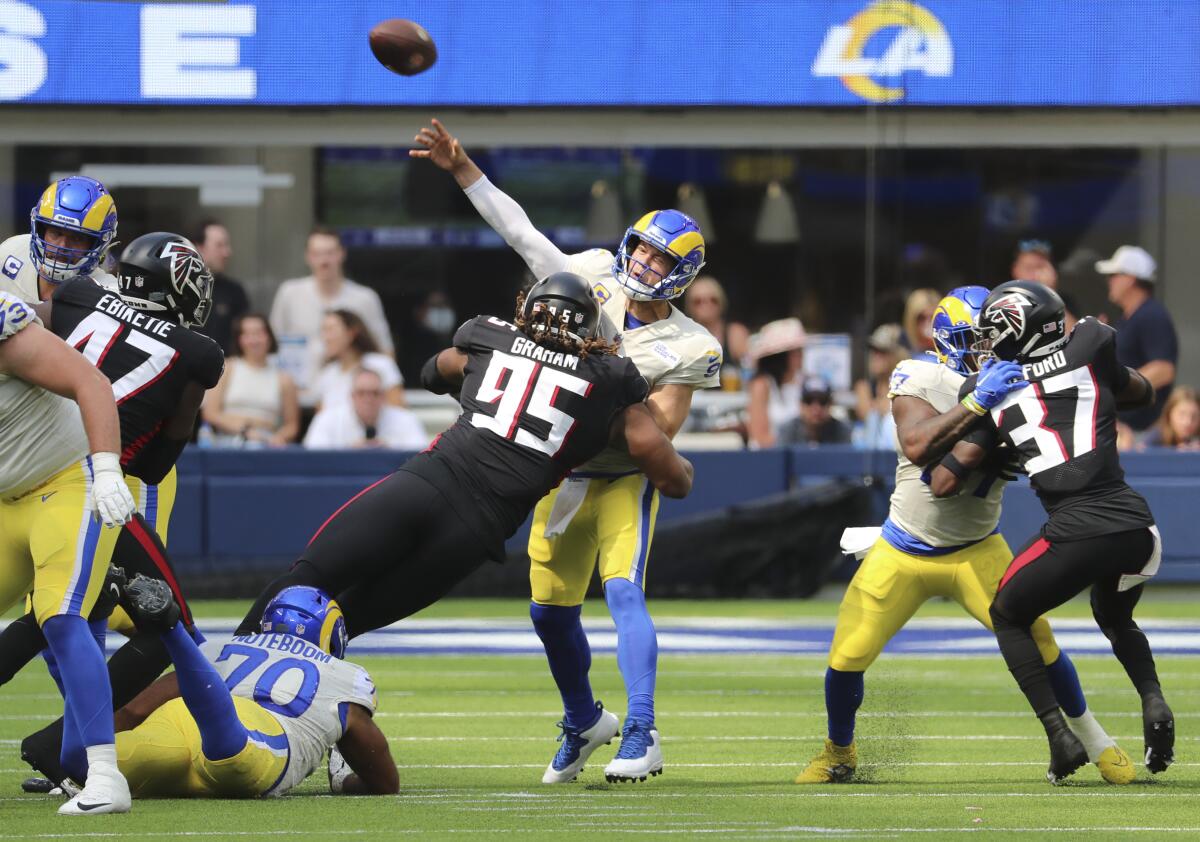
[
  {"xmin": 683, "ymin": 276, "xmax": 749, "ymax": 391},
  {"xmin": 778, "ymin": 376, "xmax": 851, "ymax": 447}
]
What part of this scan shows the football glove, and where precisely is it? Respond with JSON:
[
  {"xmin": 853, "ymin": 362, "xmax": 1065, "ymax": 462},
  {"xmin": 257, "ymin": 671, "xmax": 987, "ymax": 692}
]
[
  {"xmin": 90, "ymin": 452, "xmax": 136, "ymax": 528},
  {"xmin": 328, "ymin": 746, "xmax": 351, "ymax": 794},
  {"xmin": 962, "ymin": 358, "xmax": 1028, "ymax": 415}
]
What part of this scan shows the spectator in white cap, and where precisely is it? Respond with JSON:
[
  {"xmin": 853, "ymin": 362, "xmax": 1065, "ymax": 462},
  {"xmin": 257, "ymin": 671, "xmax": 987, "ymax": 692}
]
[
  {"xmin": 1097, "ymin": 245, "xmax": 1178, "ymax": 431},
  {"xmin": 745, "ymin": 317, "xmax": 806, "ymax": 448},
  {"xmin": 779, "ymin": 376, "xmax": 851, "ymax": 447}
]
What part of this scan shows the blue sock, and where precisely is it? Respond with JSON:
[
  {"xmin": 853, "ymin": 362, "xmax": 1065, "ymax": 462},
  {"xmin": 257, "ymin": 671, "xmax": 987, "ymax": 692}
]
[
  {"xmin": 1046, "ymin": 652, "xmax": 1087, "ymax": 718},
  {"xmin": 825, "ymin": 668, "xmax": 864, "ymax": 746},
  {"xmin": 604, "ymin": 579, "xmax": 657, "ymax": 726},
  {"xmin": 529, "ymin": 602, "xmax": 597, "ymax": 730},
  {"xmin": 162, "ymin": 623, "xmax": 247, "ymax": 760},
  {"xmin": 89, "ymin": 617, "xmax": 108, "ymax": 650},
  {"xmin": 42, "ymin": 616, "xmax": 114, "ymax": 779}
]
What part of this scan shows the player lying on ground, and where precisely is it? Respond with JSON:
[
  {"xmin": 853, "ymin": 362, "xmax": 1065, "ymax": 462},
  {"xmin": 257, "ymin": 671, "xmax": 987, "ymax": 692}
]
[
  {"xmin": 796, "ymin": 287, "xmax": 1132, "ymax": 786},
  {"xmin": 940, "ymin": 280, "xmax": 1173, "ymax": 783},
  {"xmin": 234, "ymin": 273, "xmax": 693, "ymax": 777},
  {"xmin": 412, "ymin": 118, "xmax": 721, "ymax": 783},
  {"xmin": 4, "ymin": 230, "xmax": 223, "ymax": 792},
  {"xmin": 98, "ymin": 576, "xmax": 396, "ymax": 798}
]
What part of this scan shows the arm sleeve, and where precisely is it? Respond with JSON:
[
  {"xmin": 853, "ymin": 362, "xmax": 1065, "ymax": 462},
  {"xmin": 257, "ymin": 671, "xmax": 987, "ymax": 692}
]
[
  {"xmin": 451, "ymin": 318, "xmax": 478, "ymax": 351},
  {"xmin": 0, "ymin": 292, "xmax": 33, "ymax": 340},
  {"xmin": 1093, "ymin": 321, "xmax": 1132, "ymax": 392},
  {"xmin": 888, "ymin": 360, "xmax": 931, "ymax": 402},
  {"xmin": 462, "ymin": 176, "xmax": 569, "ymax": 279},
  {"xmin": 195, "ymin": 340, "xmax": 226, "ymax": 389},
  {"xmin": 619, "ymin": 359, "xmax": 651, "ymax": 407}
]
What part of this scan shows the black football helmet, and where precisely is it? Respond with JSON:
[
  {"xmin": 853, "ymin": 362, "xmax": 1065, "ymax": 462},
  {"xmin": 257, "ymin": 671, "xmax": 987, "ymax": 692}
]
[
  {"xmin": 118, "ymin": 232, "xmax": 214, "ymax": 328},
  {"xmin": 977, "ymin": 280, "xmax": 1067, "ymax": 363},
  {"xmin": 521, "ymin": 272, "xmax": 600, "ymax": 343}
]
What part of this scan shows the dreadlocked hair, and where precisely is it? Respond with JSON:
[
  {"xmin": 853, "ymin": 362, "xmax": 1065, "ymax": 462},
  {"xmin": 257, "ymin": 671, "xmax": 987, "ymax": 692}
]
[{"xmin": 513, "ymin": 290, "xmax": 619, "ymax": 359}]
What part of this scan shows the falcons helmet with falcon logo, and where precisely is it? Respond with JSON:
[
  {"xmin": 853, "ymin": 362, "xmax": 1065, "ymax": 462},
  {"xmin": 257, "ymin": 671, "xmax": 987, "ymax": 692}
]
[
  {"xmin": 978, "ymin": 279, "xmax": 1067, "ymax": 362},
  {"xmin": 118, "ymin": 232, "xmax": 214, "ymax": 328}
]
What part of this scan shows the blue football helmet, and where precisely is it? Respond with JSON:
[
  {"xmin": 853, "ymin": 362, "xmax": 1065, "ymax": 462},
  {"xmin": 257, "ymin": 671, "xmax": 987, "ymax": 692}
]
[
  {"xmin": 932, "ymin": 285, "xmax": 990, "ymax": 375},
  {"xmin": 30, "ymin": 176, "xmax": 118, "ymax": 285},
  {"xmin": 261, "ymin": 586, "xmax": 348, "ymax": 658},
  {"xmin": 613, "ymin": 209, "xmax": 706, "ymax": 301}
]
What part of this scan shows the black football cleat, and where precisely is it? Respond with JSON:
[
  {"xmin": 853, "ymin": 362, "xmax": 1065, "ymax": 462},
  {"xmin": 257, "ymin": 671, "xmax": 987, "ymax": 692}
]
[
  {"xmin": 1143, "ymin": 695, "xmax": 1175, "ymax": 774},
  {"xmin": 1046, "ymin": 728, "xmax": 1088, "ymax": 784},
  {"xmin": 21, "ymin": 776, "xmax": 57, "ymax": 794},
  {"xmin": 120, "ymin": 575, "xmax": 181, "ymax": 633},
  {"xmin": 87, "ymin": 565, "xmax": 128, "ymax": 623}
]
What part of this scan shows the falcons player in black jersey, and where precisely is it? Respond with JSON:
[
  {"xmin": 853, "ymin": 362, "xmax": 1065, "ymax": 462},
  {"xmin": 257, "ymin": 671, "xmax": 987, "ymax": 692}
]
[
  {"xmin": 235, "ymin": 272, "xmax": 692, "ymax": 641},
  {"xmin": 10, "ymin": 233, "xmax": 223, "ymax": 791},
  {"xmin": 937, "ymin": 280, "xmax": 1172, "ymax": 784}
]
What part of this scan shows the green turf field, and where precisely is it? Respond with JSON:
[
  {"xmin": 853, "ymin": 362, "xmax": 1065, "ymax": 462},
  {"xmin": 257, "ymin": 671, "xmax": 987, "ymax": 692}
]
[{"xmin": 1, "ymin": 593, "xmax": 1197, "ymax": 840}]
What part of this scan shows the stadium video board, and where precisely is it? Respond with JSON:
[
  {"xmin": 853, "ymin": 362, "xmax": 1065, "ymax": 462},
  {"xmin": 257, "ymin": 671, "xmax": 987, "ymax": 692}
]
[{"xmin": 4, "ymin": 0, "xmax": 1199, "ymax": 107}]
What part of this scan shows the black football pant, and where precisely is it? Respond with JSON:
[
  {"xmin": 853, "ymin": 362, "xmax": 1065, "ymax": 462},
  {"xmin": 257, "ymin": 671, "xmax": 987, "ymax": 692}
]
[
  {"xmin": 989, "ymin": 526, "xmax": 1161, "ymax": 720},
  {"xmin": 11, "ymin": 515, "xmax": 196, "ymax": 784},
  {"xmin": 237, "ymin": 470, "xmax": 491, "ymax": 640}
]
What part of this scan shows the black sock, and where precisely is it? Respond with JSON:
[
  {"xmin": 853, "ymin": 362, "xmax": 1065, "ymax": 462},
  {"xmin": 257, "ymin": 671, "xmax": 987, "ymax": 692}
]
[
  {"xmin": 21, "ymin": 720, "xmax": 67, "ymax": 785},
  {"xmin": 0, "ymin": 612, "xmax": 46, "ymax": 688},
  {"xmin": 107, "ymin": 632, "xmax": 171, "ymax": 710}
]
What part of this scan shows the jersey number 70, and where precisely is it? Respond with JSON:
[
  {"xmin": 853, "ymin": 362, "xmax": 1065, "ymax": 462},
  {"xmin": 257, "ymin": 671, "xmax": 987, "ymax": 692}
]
[{"xmin": 469, "ymin": 350, "xmax": 592, "ymax": 457}]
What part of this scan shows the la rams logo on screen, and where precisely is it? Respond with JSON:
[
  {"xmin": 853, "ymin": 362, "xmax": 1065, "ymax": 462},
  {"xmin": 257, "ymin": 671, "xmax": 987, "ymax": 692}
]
[
  {"xmin": 592, "ymin": 283, "xmax": 612, "ymax": 304},
  {"xmin": 812, "ymin": 1, "xmax": 953, "ymax": 103}
]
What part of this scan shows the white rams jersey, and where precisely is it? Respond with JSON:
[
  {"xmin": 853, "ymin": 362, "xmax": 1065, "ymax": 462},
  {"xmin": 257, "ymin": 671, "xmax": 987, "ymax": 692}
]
[
  {"xmin": 0, "ymin": 234, "xmax": 119, "ymax": 303},
  {"xmin": 564, "ymin": 249, "xmax": 723, "ymax": 474},
  {"xmin": 886, "ymin": 358, "xmax": 1006, "ymax": 548},
  {"xmin": 202, "ymin": 634, "xmax": 378, "ymax": 797},
  {"xmin": 0, "ymin": 290, "xmax": 89, "ymax": 499}
]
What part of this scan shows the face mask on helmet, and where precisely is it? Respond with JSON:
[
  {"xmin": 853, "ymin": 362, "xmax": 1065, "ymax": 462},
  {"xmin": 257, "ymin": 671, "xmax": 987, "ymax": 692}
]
[
  {"xmin": 978, "ymin": 282, "xmax": 1067, "ymax": 363},
  {"xmin": 931, "ymin": 286, "xmax": 991, "ymax": 375},
  {"xmin": 613, "ymin": 210, "xmax": 705, "ymax": 302},
  {"xmin": 260, "ymin": 586, "xmax": 348, "ymax": 659},
  {"xmin": 119, "ymin": 234, "xmax": 215, "ymax": 329},
  {"xmin": 29, "ymin": 177, "xmax": 118, "ymax": 285},
  {"xmin": 520, "ymin": 273, "xmax": 600, "ymax": 344}
]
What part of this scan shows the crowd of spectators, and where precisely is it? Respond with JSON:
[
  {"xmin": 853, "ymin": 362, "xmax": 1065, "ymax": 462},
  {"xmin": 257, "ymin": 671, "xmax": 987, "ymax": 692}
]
[{"xmin": 190, "ymin": 220, "xmax": 1189, "ymax": 455}]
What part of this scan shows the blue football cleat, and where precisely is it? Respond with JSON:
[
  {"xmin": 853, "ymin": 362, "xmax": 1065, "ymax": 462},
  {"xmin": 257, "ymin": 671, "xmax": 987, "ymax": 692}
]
[
  {"xmin": 542, "ymin": 702, "xmax": 620, "ymax": 784},
  {"xmin": 604, "ymin": 718, "xmax": 663, "ymax": 783}
]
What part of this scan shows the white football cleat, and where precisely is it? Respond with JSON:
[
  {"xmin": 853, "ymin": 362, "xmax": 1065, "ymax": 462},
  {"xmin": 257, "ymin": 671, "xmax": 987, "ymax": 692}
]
[
  {"xmin": 604, "ymin": 719, "xmax": 663, "ymax": 783},
  {"xmin": 58, "ymin": 763, "xmax": 130, "ymax": 816},
  {"xmin": 542, "ymin": 703, "xmax": 620, "ymax": 784}
]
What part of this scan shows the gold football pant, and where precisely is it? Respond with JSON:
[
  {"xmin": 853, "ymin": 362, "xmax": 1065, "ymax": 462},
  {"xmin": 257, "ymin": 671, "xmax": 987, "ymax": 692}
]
[{"xmin": 829, "ymin": 534, "xmax": 1061, "ymax": 672}]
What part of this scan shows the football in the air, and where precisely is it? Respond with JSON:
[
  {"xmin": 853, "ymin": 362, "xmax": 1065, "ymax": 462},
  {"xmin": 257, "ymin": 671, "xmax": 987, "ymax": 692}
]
[{"xmin": 369, "ymin": 19, "xmax": 437, "ymax": 76}]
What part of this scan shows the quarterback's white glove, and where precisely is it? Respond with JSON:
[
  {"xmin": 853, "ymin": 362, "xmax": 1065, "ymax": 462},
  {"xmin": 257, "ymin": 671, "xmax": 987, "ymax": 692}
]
[
  {"xmin": 328, "ymin": 746, "xmax": 351, "ymax": 794},
  {"xmin": 90, "ymin": 452, "xmax": 136, "ymax": 528}
]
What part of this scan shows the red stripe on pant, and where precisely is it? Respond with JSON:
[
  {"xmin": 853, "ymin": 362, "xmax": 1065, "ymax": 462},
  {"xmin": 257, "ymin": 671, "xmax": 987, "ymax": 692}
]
[
  {"xmin": 308, "ymin": 475, "xmax": 390, "ymax": 546},
  {"xmin": 998, "ymin": 537, "xmax": 1051, "ymax": 591},
  {"xmin": 124, "ymin": 516, "xmax": 193, "ymax": 628}
]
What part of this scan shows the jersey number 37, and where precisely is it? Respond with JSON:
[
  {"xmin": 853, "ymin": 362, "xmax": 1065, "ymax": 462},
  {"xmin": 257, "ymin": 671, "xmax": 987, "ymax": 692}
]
[{"xmin": 993, "ymin": 368, "xmax": 1097, "ymax": 476}]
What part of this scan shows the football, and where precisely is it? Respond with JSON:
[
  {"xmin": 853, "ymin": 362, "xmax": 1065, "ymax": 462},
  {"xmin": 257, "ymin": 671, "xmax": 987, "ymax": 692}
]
[{"xmin": 369, "ymin": 19, "xmax": 437, "ymax": 77}]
